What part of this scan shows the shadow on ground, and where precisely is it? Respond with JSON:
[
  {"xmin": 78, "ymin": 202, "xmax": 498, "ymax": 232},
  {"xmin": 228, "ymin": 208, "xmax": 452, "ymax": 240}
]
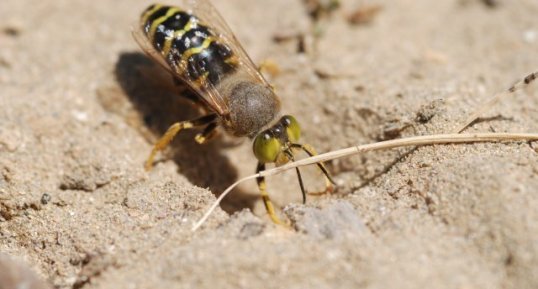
[{"xmin": 112, "ymin": 52, "xmax": 259, "ymax": 214}]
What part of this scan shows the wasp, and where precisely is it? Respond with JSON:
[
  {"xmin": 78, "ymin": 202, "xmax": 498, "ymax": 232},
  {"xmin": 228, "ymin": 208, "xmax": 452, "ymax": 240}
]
[{"xmin": 133, "ymin": 0, "xmax": 335, "ymax": 224}]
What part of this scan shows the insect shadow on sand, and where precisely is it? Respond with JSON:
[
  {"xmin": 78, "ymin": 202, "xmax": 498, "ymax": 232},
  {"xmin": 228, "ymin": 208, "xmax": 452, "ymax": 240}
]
[{"xmin": 114, "ymin": 52, "xmax": 259, "ymax": 214}]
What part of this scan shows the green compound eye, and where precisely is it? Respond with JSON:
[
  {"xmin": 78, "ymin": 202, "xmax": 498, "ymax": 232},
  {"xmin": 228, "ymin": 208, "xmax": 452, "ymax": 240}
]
[
  {"xmin": 282, "ymin": 115, "xmax": 301, "ymax": 142},
  {"xmin": 253, "ymin": 132, "xmax": 282, "ymax": 163}
]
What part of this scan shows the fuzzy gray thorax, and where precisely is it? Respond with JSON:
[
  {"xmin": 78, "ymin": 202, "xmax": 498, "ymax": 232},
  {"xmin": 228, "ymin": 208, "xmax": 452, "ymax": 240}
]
[{"xmin": 222, "ymin": 81, "xmax": 281, "ymax": 137}]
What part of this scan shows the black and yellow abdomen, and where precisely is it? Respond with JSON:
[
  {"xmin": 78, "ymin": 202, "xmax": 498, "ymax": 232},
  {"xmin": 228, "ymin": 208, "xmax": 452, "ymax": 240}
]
[{"xmin": 140, "ymin": 4, "xmax": 237, "ymax": 85}]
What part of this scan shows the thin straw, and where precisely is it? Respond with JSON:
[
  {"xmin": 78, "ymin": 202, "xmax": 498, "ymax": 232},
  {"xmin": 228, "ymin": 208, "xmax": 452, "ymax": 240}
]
[{"xmin": 191, "ymin": 132, "xmax": 538, "ymax": 231}]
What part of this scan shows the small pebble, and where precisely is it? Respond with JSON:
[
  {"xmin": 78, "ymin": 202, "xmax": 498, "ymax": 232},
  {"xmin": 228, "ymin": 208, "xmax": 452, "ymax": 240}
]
[
  {"xmin": 40, "ymin": 193, "xmax": 51, "ymax": 205},
  {"xmin": 284, "ymin": 200, "xmax": 366, "ymax": 239}
]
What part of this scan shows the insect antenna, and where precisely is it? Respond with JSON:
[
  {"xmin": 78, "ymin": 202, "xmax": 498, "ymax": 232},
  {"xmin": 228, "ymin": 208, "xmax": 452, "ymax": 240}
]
[
  {"xmin": 290, "ymin": 143, "xmax": 335, "ymax": 186},
  {"xmin": 284, "ymin": 149, "xmax": 307, "ymax": 204}
]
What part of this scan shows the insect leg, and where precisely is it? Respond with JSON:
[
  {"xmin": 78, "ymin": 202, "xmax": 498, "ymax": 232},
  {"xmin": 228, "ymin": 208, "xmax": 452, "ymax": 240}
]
[
  {"xmin": 145, "ymin": 114, "xmax": 217, "ymax": 170},
  {"xmin": 258, "ymin": 59, "xmax": 280, "ymax": 77},
  {"xmin": 291, "ymin": 143, "xmax": 336, "ymax": 194},
  {"xmin": 194, "ymin": 122, "xmax": 218, "ymax": 144},
  {"xmin": 284, "ymin": 150, "xmax": 307, "ymax": 204},
  {"xmin": 256, "ymin": 162, "xmax": 283, "ymax": 224}
]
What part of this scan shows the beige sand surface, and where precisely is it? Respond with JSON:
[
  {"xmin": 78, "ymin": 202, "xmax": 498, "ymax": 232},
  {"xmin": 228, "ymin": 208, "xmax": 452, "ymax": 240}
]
[{"xmin": 1, "ymin": 0, "xmax": 537, "ymax": 288}]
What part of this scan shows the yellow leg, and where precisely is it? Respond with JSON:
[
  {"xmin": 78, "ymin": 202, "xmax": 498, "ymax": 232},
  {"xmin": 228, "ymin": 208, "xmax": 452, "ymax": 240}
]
[
  {"xmin": 256, "ymin": 162, "xmax": 283, "ymax": 224},
  {"xmin": 291, "ymin": 143, "xmax": 336, "ymax": 194},
  {"xmin": 258, "ymin": 59, "xmax": 280, "ymax": 77},
  {"xmin": 194, "ymin": 122, "xmax": 218, "ymax": 144},
  {"xmin": 145, "ymin": 114, "xmax": 217, "ymax": 170}
]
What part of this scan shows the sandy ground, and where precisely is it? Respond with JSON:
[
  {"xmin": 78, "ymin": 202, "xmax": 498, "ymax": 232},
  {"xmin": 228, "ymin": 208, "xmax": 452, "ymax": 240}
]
[{"xmin": 1, "ymin": 0, "xmax": 538, "ymax": 288}]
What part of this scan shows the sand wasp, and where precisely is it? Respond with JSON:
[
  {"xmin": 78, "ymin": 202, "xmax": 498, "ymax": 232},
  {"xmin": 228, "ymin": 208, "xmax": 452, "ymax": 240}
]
[{"xmin": 133, "ymin": 0, "xmax": 335, "ymax": 223}]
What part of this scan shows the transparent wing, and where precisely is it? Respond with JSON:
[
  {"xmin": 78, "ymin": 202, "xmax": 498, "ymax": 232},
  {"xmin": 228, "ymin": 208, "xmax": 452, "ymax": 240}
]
[
  {"xmin": 185, "ymin": 0, "xmax": 268, "ymax": 84},
  {"xmin": 132, "ymin": 0, "xmax": 272, "ymax": 116},
  {"xmin": 132, "ymin": 24, "xmax": 228, "ymax": 116},
  {"xmin": 132, "ymin": 28, "xmax": 174, "ymax": 76}
]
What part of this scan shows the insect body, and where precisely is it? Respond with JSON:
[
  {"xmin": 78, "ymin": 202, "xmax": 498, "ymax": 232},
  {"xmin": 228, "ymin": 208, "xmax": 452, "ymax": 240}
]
[{"xmin": 134, "ymin": 0, "xmax": 335, "ymax": 224}]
